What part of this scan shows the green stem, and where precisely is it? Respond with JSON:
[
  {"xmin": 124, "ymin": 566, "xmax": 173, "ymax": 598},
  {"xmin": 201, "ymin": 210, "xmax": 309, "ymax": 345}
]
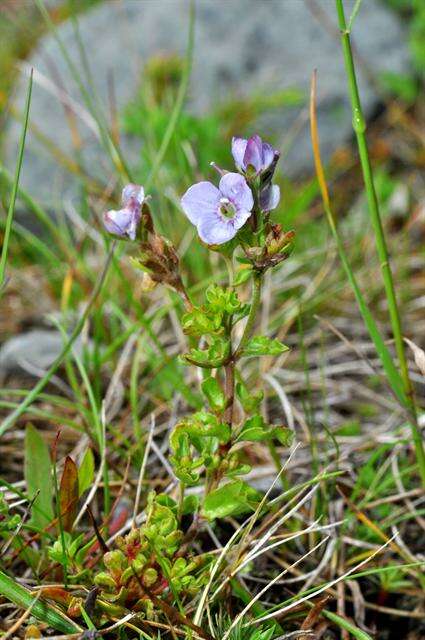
[
  {"xmin": 234, "ymin": 272, "xmax": 262, "ymax": 359},
  {"xmin": 335, "ymin": 0, "xmax": 425, "ymax": 487},
  {"xmin": 235, "ymin": 272, "xmax": 287, "ymax": 488}
]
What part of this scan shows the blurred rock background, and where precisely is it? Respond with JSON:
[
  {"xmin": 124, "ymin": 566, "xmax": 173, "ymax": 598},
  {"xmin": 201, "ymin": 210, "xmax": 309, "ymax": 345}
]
[{"xmin": 1, "ymin": 0, "xmax": 417, "ymax": 206}]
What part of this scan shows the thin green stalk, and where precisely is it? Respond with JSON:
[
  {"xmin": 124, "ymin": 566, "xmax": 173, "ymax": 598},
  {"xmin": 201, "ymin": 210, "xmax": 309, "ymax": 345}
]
[
  {"xmin": 335, "ymin": 0, "xmax": 425, "ymax": 487},
  {"xmin": 234, "ymin": 272, "xmax": 262, "ymax": 358},
  {"xmin": 0, "ymin": 71, "xmax": 32, "ymax": 290},
  {"xmin": 234, "ymin": 271, "xmax": 288, "ymax": 488}
]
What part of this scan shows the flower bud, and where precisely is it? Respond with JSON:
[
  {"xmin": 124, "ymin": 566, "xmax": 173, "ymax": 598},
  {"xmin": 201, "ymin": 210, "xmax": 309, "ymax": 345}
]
[
  {"xmin": 94, "ymin": 571, "xmax": 116, "ymax": 590},
  {"xmin": 104, "ymin": 550, "xmax": 126, "ymax": 572},
  {"xmin": 142, "ymin": 567, "xmax": 158, "ymax": 587}
]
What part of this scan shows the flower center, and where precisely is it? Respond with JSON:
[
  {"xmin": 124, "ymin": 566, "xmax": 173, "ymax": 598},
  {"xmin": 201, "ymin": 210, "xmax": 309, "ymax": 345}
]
[{"xmin": 219, "ymin": 197, "xmax": 236, "ymax": 219}]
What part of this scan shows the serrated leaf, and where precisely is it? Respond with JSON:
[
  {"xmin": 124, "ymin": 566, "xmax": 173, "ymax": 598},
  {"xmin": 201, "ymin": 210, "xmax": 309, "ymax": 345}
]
[
  {"xmin": 203, "ymin": 480, "xmax": 262, "ymax": 520},
  {"xmin": 25, "ymin": 424, "xmax": 54, "ymax": 529},
  {"xmin": 182, "ymin": 307, "xmax": 222, "ymax": 337},
  {"xmin": 201, "ymin": 376, "xmax": 226, "ymax": 412},
  {"xmin": 238, "ymin": 415, "xmax": 292, "ymax": 447},
  {"xmin": 242, "ymin": 335, "xmax": 289, "ymax": 357},
  {"xmin": 182, "ymin": 337, "xmax": 231, "ymax": 368},
  {"xmin": 59, "ymin": 456, "xmax": 79, "ymax": 532},
  {"xmin": 78, "ymin": 447, "xmax": 95, "ymax": 496}
]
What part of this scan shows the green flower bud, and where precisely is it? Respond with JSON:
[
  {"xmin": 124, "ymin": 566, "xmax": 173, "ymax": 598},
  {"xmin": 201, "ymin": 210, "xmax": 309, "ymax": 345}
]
[
  {"xmin": 104, "ymin": 550, "xmax": 127, "ymax": 572},
  {"xmin": 142, "ymin": 568, "xmax": 158, "ymax": 587},
  {"xmin": 94, "ymin": 571, "xmax": 116, "ymax": 591}
]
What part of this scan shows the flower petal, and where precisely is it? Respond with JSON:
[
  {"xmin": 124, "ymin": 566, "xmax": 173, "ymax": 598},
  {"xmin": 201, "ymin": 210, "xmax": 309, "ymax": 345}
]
[
  {"xmin": 231, "ymin": 136, "xmax": 248, "ymax": 170},
  {"xmin": 219, "ymin": 173, "xmax": 254, "ymax": 212},
  {"xmin": 104, "ymin": 207, "xmax": 137, "ymax": 240},
  {"xmin": 122, "ymin": 184, "xmax": 144, "ymax": 207},
  {"xmin": 243, "ymin": 135, "xmax": 263, "ymax": 173},
  {"xmin": 260, "ymin": 184, "xmax": 280, "ymax": 211},
  {"xmin": 232, "ymin": 208, "xmax": 253, "ymax": 231},
  {"xmin": 261, "ymin": 142, "xmax": 275, "ymax": 170},
  {"xmin": 181, "ymin": 181, "xmax": 220, "ymax": 225},
  {"xmin": 197, "ymin": 216, "xmax": 238, "ymax": 245}
]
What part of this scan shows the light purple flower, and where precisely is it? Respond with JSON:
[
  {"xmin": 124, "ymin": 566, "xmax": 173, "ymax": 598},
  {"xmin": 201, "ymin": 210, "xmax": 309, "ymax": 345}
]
[
  {"xmin": 260, "ymin": 184, "xmax": 280, "ymax": 212},
  {"xmin": 232, "ymin": 134, "xmax": 278, "ymax": 176},
  {"xmin": 103, "ymin": 184, "xmax": 145, "ymax": 240},
  {"xmin": 181, "ymin": 173, "xmax": 254, "ymax": 245}
]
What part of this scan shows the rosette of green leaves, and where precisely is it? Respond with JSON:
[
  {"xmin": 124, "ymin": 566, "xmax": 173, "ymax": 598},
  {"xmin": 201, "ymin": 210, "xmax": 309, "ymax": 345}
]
[{"xmin": 48, "ymin": 532, "xmax": 93, "ymax": 581}]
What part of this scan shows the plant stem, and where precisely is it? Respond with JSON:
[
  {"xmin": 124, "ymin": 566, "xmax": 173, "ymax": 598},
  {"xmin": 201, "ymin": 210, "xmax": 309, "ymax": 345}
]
[
  {"xmin": 224, "ymin": 359, "xmax": 235, "ymax": 426},
  {"xmin": 335, "ymin": 0, "xmax": 425, "ymax": 487},
  {"xmin": 234, "ymin": 271, "xmax": 262, "ymax": 358}
]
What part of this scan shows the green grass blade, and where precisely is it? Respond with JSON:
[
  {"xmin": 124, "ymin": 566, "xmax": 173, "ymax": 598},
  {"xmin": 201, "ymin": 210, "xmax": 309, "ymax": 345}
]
[
  {"xmin": 0, "ymin": 71, "xmax": 33, "ymax": 291},
  {"xmin": 322, "ymin": 610, "xmax": 373, "ymax": 640},
  {"xmin": 335, "ymin": 0, "xmax": 425, "ymax": 486},
  {"xmin": 0, "ymin": 242, "xmax": 116, "ymax": 436},
  {"xmin": 309, "ymin": 72, "xmax": 406, "ymax": 408},
  {"xmin": 0, "ymin": 570, "xmax": 81, "ymax": 633}
]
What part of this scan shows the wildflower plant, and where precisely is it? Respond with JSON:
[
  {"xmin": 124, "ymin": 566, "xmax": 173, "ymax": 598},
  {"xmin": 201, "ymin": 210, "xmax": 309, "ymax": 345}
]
[{"xmin": 103, "ymin": 133, "xmax": 293, "ymax": 522}]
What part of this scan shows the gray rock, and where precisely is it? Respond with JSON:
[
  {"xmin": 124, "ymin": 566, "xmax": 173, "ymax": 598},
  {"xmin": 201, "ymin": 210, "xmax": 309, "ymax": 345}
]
[
  {"xmin": 4, "ymin": 0, "xmax": 409, "ymax": 206},
  {"xmin": 0, "ymin": 329, "xmax": 87, "ymax": 379}
]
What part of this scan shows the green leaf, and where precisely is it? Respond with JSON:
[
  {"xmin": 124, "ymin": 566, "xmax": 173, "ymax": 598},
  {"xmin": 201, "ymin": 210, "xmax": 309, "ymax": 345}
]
[
  {"xmin": 238, "ymin": 415, "xmax": 292, "ymax": 446},
  {"xmin": 181, "ymin": 307, "xmax": 222, "ymax": 336},
  {"xmin": 182, "ymin": 337, "xmax": 231, "ymax": 368},
  {"xmin": 238, "ymin": 415, "xmax": 269, "ymax": 442},
  {"xmin": 170, "ymin": 412, "xmax": 231, "ymax": 452},
  {"xmin": 201, "ymin": 376, "xmax": 226, "ymax": 412},
  {"xmin": 181, "ymin": 495, "xmax": 200, "ymax": 515},
  {"xmin": 242, "ymin": 335, "xmax": 289, "ymax": 357},
  {"xmin": 233, "ymin": 267, "xmax": 252, "ymax": 286},
  {"xmin": 24, "ymin": 424, "xmax": 54, "ymax": 529},
  {"xmin": 236, "ymin": 381, "xmax": 263, "ymax": 413},
  {"xmin": 78, "ymin": 447, "xmax": 95, "ymax": 496},
  {"xmin": 205, "ymin": 284, "xmax": 241, "ymax": 314},
  {"xmin": 59, "ymin": 456, "xmax": 79, "ymax": 533},
  {"xmin": 203, "ymin": 480, "xmax": 262, "ymax": 520}
]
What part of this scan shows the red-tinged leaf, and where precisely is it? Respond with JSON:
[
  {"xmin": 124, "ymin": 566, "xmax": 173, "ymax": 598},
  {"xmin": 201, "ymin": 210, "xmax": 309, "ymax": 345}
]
[
  {"xmin": 41, "ymin": 586, "xmax": 72, "ymax": 606},
  {"xmin": 59, "ymin": 456, "xmax": 79, "ymax": 532}
]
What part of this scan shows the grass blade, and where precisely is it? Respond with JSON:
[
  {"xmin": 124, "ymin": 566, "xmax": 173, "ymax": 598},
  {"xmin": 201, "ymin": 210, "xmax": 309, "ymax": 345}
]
[
  {"xmin": 0, "ymin": 70, "xmax": 32, "ymax": 291},
  {"xmin": 0, "ymin": 570, "xmax": 81, "ymax": 633},
  {"xmin": 335, "ymin": 0, "xmax": 425, "ymax": 486},
  {"xmin": 309, "ymin": 71, "xmax": 405, "ymax": 408}
]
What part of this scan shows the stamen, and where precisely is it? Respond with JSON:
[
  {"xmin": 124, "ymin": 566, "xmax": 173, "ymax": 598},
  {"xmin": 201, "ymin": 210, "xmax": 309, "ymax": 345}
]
[{"xmin": 219, "ymin": 197, "xmax": 236, "ymax": 219}]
